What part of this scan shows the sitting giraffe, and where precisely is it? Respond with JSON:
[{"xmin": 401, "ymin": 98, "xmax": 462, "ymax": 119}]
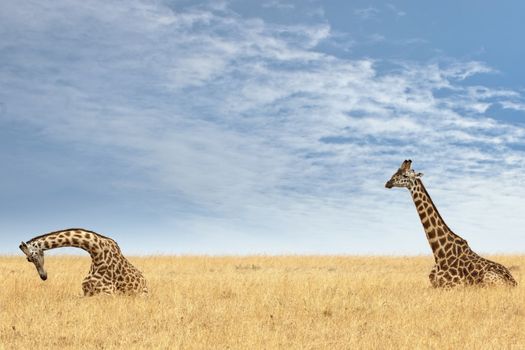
[
  {"xmin": 20, "ymin": 228, "xmax": 148, "ymax": 296},
  {"xmin": 385, "ymin": 160, "xmax": 517, "ymax": 288}
]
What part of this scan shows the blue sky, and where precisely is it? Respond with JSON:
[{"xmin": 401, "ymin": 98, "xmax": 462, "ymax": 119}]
[{"xmin": 1, "ymin": 1, "xmax": 525, "ymax": 255}]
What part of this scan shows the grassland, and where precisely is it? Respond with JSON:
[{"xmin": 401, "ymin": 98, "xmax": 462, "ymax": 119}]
[{"xmin": 0, "ymin": 255, "xmax": 523, "ymax": 349}]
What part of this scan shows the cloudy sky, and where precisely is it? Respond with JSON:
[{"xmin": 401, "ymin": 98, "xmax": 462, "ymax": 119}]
[{"xmin": 1, "ymin": 1, "xmax": 525, "ymax": 255}]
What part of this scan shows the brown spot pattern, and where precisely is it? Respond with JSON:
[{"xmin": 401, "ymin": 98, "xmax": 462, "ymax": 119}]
[
  {"xmin": 24, "ymin": 228, "xmax": 148, "ymax": 296},
  {"xmin": 401, "ymin": 177, "xmax": 518, "ymax": 288}
]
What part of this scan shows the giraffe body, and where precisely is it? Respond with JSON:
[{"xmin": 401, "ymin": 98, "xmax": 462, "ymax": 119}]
[
  {"xmin": 386, "ymin": 160, "xmax": 517, "ymax": 288},
  {"xmin": 20, "ymin": 228, "xmax": 148, "ymax": 296}
]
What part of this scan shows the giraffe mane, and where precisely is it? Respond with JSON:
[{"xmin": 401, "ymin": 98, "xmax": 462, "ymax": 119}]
[{"xmin": 27, "ymin": 228, "xmax": 120, "ymax": 247}]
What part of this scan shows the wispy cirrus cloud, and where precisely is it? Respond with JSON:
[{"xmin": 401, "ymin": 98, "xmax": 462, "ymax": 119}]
[
  {"xmin": 1, "ymin": 0, "xmax": 525, "ymax": 253},
  {"xmin": 386, "ymin": 4, "xmax": 406, "ymax": 17},
  {"xmin": 262, "ymin": 1, "xmax": 295, "ymax": 10},
  {"xmin": 500, "ymin": 100, "xmax": 525, "ymax": 112},
  {"xmin": 354, "ymin": 7, "xmax": 380, "ymax": 20}
]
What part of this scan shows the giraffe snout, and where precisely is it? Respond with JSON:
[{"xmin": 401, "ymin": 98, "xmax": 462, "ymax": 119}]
[
  {"xmin": 38, "ymin": 270, "xmax": 48, "ymax": 281},
  {"xmin": 385, "ymin": 181, "xmax": 393, "ymax": 188}
]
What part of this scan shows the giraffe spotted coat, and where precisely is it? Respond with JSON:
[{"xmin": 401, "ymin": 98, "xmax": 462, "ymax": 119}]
[
  {"xmin": 385, "ymin": 160, "xmax": 517, "ymax": 288},
  {"xmin": 20, "ymin": 228, "xmax": 148, "ymax": 296}
]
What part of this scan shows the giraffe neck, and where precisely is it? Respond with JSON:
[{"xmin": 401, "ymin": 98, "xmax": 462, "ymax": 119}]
[
  {"xmin": 28, "ymin": 228, "xmax": 111, "ymax": 262},
  {"xmin": 408, "ymin": 179, "xmax": 469, "ymax": 262}
]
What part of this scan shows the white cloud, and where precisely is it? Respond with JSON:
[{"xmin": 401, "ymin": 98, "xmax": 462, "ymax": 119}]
[
  {"xmin": 500, "ymin": 100, "xmax": 525, "ymax": 112},
  {"xmin": 262, "ymin": 1, "xmax": 295, "ymax": 10},
  {"xmin": 354, "ymin": 7, "xmax": 379, "ymax": 20},
  {"xmin": 1, "ymin": 0, "xmax": 525, "ymax": 253},
  {"xmin": 386, "ymin": 4, "xmax": 406, "ymax": 17}
]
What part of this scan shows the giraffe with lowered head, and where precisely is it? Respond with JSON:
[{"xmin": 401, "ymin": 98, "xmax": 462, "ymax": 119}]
[
  {"xmin": 20, "ymin": 228, "xmax": 148, "ymax": 296},
  {"xmin": 385, "ymin": 160, "xmax": 517, "ymax": 287}
]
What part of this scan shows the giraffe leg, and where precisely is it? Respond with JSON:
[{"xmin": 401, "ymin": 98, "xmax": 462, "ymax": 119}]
[
  {"xmin": 481, "ymin": 269, "xmax": 515, "ymax": 286},
  {"xmin": 140, "ymin": 280, "xmax": 149, "ymax": 295},
  {"xmin": 82, "ymin": 275, "xmax": 114, "ymax": 296},
  {"xmin": 99, "ymin": 285, "xmax": 116, "ymax": 295},
  {"xmin": 432, "ymin": 270, "xmax": 462, "ymax": 288},
  {"xmin": 481, "ymin": 270, "xmax": 502, "ymax": 286},
  {"xmin": 82, "ymin": 277, "xmax": 96, "ymax": 296},
  {"xmin": 429, "ymin": 265, "xmax": 438, "ymax": 287}
]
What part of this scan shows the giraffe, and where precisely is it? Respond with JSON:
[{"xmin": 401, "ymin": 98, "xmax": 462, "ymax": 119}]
[
  {"xmin": 19, "ymin": 228, "xmax": 148, "ymax": 296},
  {"xmin": 385, "ymin": 160, "xmax": 517, "ymax": 288}
]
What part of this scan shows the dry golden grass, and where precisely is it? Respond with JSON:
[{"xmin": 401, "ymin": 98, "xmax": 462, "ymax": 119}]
[{"xmin": 0, "ymin": 255, "xmax": 523, "ymax": 349}]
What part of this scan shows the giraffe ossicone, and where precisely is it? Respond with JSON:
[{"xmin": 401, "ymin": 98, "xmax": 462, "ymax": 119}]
[
  {"xmin": 20, "ymin": 228, "xmax": 148, "ymax": 296},
  {"xmin": 385, "ymin": 159, "xmax": 517, "ymax": 288}
]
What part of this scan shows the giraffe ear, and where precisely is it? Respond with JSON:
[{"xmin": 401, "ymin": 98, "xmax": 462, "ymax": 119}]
[
  {"xmin": 19, "ymin": 242, "xmax": 29, "ymax": 255},
  {"xmin": 400, "ymin": 159, "xmax": 412, "ymax": 171},
  {"xmin": 416, "ymin": 172, "xmax": 423, "ymax": 178}
]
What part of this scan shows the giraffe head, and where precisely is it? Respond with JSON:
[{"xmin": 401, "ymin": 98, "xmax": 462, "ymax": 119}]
[
  {"xmin": 19, "ymin": 241, "xmax": 47, "ymax": 281},
  {"xmin": 385, "ymin": 159, "xmax": 423, "ymax": 189}
]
